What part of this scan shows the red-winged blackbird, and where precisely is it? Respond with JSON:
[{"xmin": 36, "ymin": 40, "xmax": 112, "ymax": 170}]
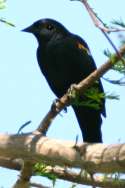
[{"xmin": 22, "ymin": 18, "xmax": 106, "ymax": 143}]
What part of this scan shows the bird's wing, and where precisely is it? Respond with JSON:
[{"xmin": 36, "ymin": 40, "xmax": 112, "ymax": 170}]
[{"xmin": 73, "ymin": 35, "xmax": 106, "ymax": 117}]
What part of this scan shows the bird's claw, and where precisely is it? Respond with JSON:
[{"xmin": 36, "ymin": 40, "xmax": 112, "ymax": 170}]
[{"xmin": 68, "ymin": 83, "xmax": 78, "ymax": 99}]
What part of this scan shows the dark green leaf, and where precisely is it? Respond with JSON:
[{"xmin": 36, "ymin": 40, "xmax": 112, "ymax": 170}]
[{"xmin": 111, "ymin": 19, "xmax": 125, "ymax": 28}]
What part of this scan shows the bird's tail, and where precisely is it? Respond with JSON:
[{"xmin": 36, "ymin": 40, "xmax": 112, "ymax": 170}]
[{"xmin": 72, "ymin": 106, "xmax": 103, "ymax": 143}]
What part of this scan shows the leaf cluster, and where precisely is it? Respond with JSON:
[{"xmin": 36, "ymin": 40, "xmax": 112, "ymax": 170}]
[
  {"xmin": 0, "ymin": 0, "xmax": 6, "ymax": 9},
  {"xmin": 34, "ymin": 163, "xmax": 57, "ymax": 187},
  {"xmin": 104, "ymin": 49, "xmax": 125, "ymax": 74},
  {"xmin": 69, "ymin": 83, "xmax": 119, "ymax": 110}
]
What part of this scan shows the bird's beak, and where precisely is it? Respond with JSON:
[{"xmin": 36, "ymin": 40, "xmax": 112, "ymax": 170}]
[{"xmin": 22, "ymin": 25, "xmax": 33, "ymax": 33}]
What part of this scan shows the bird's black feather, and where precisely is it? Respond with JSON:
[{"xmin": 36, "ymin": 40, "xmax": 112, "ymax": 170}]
[{"xmin": 23, "ymin": 18, "xmax": 106, "ymax": 142}]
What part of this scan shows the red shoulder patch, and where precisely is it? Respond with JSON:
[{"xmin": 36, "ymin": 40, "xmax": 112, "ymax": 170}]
[{"xmin": 77, "ymin": 42, "xmax": 90, "ymax": 55}]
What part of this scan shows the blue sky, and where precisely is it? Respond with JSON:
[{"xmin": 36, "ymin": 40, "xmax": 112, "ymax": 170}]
[{"xmin": 0, "ymin": 0, "xmax": 125, "ymax": 187}]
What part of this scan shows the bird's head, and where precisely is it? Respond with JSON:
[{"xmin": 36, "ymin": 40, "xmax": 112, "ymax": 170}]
[{"xmin": 22, "ymin": 18, "xmax": 69, "ymax": 44}]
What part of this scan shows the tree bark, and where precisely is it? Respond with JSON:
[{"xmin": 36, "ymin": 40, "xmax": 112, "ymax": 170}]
[{"xmin": 0, "ymin": 133, "xmax": 125, "ymax": 174}]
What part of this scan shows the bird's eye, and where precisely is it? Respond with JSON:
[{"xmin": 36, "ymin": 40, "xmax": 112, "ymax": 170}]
[{"xmin": 46, "ymin": 24, "xmax": 54, "ymax": 30}]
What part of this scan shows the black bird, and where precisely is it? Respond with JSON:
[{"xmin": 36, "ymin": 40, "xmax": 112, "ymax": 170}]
[{"xmin": 22, "ymin": 18, "xmax": 106, "ymax": 143}]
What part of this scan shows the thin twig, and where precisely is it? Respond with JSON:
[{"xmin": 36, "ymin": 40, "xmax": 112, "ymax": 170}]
[
  {"xmin": 71, "ymin": 0, "xmax": 125, "ymax": 32},
  {"xmin": 103, "ymin": 77, "xmax": 125, "ymax": 86},
  {"xmin": 101, "ymin": 30, "xmax": 125, "ymax": 64},
  {"xmin": 30, "ymin": 182, "xmax": 50, "ymax": 188},
  {"xmin": 17, "ymin": 121, "xmax": 32, "ymax": 134},
  {"xmin": 71, "ymin": 0, "xmax": 109, "ymax": 32},
  {"xmin": 13, "ymin": 161, "xmax": 33, "ymax": 188},
  {"xmin": 96, "ymin": 16, "xmax": 125, "ymax": 64},
  {"xmin": 71, "ymin": 0, "xmax": 125, "ymax": 64}
]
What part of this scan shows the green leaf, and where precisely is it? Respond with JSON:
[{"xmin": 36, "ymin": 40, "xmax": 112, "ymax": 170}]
[
  {"xmin": 111, "ymin": 18, "xmax": 125, "ymax": 28},
  {"xmin": 104, "ymin": 49, "xmax": 112, "ymax": 58},
  {"xmin": 34, "ymin": 163, "xmax": 57, "ymax": 187},
  {"xmin": 105, "ymin": 93, "xmax": 119, "ymax": 100},
  {"xmin": 104, "ymin": 49, "xmax": 125, "ymax": 73},
  {"xmin": 69, "ymin": 82, "xmax": 120, "ymax": 110},
  {"xmin": 112, "ymin": 60, "xmax": 125, "ymax": 74},
  {"xmin": 104, "ymin": 49, "xmax": 117, "ymax": 65},
  {"xmin": 0, "ymin": 0, "xmax": 6, "ymax": 9},
  {"xmin": 69, "ymin": 85, "xmax": 105, "ymax": 110},
  {"xmin": 69, "ymin": 184, "xmax": 77, "ymax": 188}
]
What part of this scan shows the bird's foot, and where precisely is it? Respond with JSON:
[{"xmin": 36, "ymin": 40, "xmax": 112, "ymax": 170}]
[
  {"xmin": 67, "ymin": 83, "xmax": 81, "ymax": 106},
  {"xmin": 68, "ymin": 83, "xmax": 79, "ymax": 99}
]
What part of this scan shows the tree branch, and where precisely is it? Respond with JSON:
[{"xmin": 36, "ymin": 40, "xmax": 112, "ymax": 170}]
[
  {"xmin": 0, "ymin": 133, "xmax": 125, "ymax": 174},
  {"xmin": 1, "ymin": 156, "xmax": 125, "ymax": 188}
]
